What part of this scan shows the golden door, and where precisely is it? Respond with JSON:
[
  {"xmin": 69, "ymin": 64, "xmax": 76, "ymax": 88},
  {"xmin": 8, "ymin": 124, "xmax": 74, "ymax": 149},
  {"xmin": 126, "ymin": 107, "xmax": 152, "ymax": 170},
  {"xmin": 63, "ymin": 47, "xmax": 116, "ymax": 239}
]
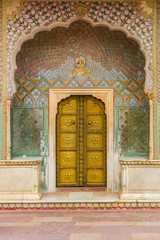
[{"xmin": 56, "ymin": 95, "xmax": 106, "ymax": 187}]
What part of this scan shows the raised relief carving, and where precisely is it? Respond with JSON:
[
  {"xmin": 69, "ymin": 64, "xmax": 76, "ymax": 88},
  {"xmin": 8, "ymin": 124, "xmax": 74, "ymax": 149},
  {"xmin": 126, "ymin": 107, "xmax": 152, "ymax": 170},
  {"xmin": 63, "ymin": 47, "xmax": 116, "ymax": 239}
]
[
  {"xmin": 89, "ymin": 102, "xmax": 99, "ymax": 108},
  {"xmin": 88, "ymin": 120, "xmax": 99, "ymax": 127},
  {"xmin": 73, "ymin": 3, "xmax": 88, "ymax": 17},
  {"xmin": 69, "ymin": 56, "xmax": 94, "ymax": 78},
  {"xmin": 63, "ymin": 137, "xmax": 71, "ymax": 144},
  {"xmin": 64, "ymin": 119, "xmax": 76, "ymax": 126},
  {"xmin": 91, "ymin": 137, "xmax": 100, "ymax": 144},
  {"xmin": 64, "ymin": 155, "xmax": 71, "ymax": 161},
  {"xmin": 65, "ymin": 102, "xmax": 74, "ymax": 110},
  {"xmin": 92, "ymin": 173, "xmax": 99, "ymax": 180},
  {"xmin": 91, "ymin": 155, "xmax": 100, "ymax": 162},
  {"xmin": 64, "ymin": 172, "xmax": 72, "ymax": 179}
]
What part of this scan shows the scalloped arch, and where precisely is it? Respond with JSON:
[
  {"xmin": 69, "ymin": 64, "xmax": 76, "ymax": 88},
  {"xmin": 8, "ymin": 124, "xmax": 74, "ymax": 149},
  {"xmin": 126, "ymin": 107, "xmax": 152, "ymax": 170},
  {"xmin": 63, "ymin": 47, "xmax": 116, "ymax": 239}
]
[{"xmin": 10, "ymin": 17, "xmax": 151, "ymax": 97}]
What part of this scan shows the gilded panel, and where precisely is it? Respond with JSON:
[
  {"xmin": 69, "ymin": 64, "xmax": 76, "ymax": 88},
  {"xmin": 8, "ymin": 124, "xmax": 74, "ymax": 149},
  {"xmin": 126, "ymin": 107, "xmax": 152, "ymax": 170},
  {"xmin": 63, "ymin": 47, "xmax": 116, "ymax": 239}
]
[
  {"xmin": 59, "ymin": 151, "xmax": 76, "ymax": 167},
  {"xmin": 87, "ymin": 116, "xmax": 103, "ymax": 131},
  {"xmin": 60, "ymin": 115, "xmax": 77, "ymax": 132},
  {"xmin": 87, "ymin": 169, "xmax": 104, "ymax": 184},
  {"xmin": 60, "ymin": 168, "xmax": 77, "ymax": 184},
  {"xmin": 87, "ymin": 152, "xmax": 103, "ymax": 167},
  {"xmin": 60, "ymin": 133, "xmax": 77, "ymax": 149},
  {"xmin": 87, "ymin": 134, "xmax": 103, "ymax": 149}
]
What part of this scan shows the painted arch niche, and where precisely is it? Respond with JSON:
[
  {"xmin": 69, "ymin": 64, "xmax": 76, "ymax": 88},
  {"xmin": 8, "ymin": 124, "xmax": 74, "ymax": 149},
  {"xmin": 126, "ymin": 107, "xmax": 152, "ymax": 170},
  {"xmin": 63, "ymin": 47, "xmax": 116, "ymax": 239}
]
[{"xmin": 11, "ymin": 20, "xmax": 149, "ymax": 160}]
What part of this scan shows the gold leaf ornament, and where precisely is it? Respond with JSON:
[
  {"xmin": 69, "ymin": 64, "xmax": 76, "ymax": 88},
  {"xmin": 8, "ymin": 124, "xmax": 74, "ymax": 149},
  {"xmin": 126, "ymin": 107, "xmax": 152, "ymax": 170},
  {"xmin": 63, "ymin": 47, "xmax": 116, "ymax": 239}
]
[
  {"xmin": 6, "ymin": 1, "xmax": 21, "ymax": 17},
  {"xmin": 73, "ymin": 3, "xmax": 88, "ymax": 17},
  {"xmin": 138, "ymin": 1, "xmax": 153, "ymax": 16}
]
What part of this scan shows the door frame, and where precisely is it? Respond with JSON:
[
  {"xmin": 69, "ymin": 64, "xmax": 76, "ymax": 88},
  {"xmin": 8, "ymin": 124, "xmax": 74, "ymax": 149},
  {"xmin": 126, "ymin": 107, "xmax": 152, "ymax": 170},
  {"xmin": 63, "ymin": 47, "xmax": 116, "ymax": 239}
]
[{"xmin": 48, "ymin": 88, "xmax": 114, "ymax": 192}]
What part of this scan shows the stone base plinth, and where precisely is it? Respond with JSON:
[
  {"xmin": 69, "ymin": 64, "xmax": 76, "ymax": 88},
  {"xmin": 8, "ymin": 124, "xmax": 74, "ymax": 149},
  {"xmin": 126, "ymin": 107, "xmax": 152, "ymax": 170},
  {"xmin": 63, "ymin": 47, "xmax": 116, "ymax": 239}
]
[
  {"xmin": 120, "ymin": 158, "xmax": 160, "ymax": 200},
  {"xmin": 0, "ymin": 157, "xmax": 43, "ymax": 201}
]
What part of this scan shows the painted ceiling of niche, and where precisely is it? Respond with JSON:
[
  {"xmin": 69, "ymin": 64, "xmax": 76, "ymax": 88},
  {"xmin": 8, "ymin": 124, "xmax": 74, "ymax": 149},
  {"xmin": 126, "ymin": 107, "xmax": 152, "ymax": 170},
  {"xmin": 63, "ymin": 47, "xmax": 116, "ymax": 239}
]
[
  {"xmin": 14, "ymin": 20, "xmax": 148, "ymax": 107},
  {"xmin": 16, "ymin": 20, "xmax": 145, "ymax": 81},
  {"xmin": 6, "ymin": 0, "xmax": 152, "ymax": 100}
]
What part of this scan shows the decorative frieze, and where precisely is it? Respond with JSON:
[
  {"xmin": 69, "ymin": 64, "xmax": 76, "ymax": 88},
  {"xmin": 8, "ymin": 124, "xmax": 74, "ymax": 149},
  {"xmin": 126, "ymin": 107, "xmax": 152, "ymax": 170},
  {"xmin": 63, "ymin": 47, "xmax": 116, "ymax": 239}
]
[
  {"xmin": 0, "ymin": 201, "xmax": 160, "ymax": 210},
  {"xmin": 120, "ymin": 160, "xmax": 160, "ymax": 165},
  {"xmin": 0, "ymin": 159, "xmax": 42, "ymax": 166}
]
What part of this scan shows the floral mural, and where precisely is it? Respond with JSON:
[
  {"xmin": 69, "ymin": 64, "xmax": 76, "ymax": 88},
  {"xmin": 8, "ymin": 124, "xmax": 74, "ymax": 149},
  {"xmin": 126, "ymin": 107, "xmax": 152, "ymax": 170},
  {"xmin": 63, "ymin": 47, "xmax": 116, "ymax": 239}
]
[{"xmin": 13, "ymin": 20, "xmax": 147, "ymax": 107}]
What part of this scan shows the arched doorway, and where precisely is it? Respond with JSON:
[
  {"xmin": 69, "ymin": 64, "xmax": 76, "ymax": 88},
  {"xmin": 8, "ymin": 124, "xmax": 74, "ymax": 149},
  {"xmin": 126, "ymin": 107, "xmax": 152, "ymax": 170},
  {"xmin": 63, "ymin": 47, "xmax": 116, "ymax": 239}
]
[
  {"xmin": 10, "ymin": 19, "xmax": 149, "ymax": 192},
  {"xmin": 56, "ymin": 95, "xmax": 106, "ymax": 187}
]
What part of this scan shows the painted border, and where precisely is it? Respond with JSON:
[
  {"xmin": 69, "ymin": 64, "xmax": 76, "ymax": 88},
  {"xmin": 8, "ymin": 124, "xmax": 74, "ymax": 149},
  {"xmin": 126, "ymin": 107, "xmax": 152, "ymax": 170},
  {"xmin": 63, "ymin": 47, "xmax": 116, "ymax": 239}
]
[
  {"xmin": 0, "ymin": 201, "xmax": 160, "ymax": 210},
  {"xmin": 6, "ymin": 0, "xmax": 154, "ymax": 5}
]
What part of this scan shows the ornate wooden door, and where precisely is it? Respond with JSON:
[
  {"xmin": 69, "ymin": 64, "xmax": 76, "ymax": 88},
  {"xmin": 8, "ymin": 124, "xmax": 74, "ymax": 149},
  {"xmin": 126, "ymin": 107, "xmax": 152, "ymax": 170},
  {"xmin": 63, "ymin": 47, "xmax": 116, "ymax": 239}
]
[{"xmin": 56, "ymin": 95, "xmax": 106, "ymax": 187}]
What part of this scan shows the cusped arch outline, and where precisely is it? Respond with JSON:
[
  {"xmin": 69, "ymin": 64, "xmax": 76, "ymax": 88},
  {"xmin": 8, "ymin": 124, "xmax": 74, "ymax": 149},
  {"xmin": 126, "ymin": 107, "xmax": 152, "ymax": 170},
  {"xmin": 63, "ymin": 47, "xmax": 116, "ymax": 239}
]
[{"xmin": 10, "ymin": 17, "xmax": 151, "ymax": 97}]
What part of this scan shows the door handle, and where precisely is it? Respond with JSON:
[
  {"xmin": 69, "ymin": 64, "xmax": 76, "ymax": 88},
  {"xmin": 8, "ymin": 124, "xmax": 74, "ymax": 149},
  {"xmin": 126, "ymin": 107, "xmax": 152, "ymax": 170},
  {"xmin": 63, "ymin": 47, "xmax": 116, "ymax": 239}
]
[{"xmin": 72, "ymin": 121, "xmax": 76, "ymax": 125}]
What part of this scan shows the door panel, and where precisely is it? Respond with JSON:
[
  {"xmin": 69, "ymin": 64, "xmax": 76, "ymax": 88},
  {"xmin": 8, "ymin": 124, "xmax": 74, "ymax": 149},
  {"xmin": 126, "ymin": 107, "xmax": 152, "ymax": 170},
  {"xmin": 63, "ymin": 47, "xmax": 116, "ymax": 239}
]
[
  {"xmin": 86, "ymin": 99, "xmax": 102, "ymax": 114},
  {"xmin": 59, "ymin": 151, "xmax": 76, "ymax": 167},
  {"xmin": 60, "ymin": 169, "xmax": 77, "ymax": 184},
  {"xmin": 86, "ymin": 134, "xmax": 103, "ymax": 149},
  {"xmin": 87, "ymin": 169, "xmax": 104, "ymax": 184},
  {"xmin": 61, "ymin": 98, "xmax": 77, "ymax": 114},
  {"xmin": 56, "ymin": 95, "xmax": 106, "ymax": 187},
  {"xmin": 60, "ymin": 115, "xmax": 77, "ymax": 131},
  {"xmin": 87, "ymin": 116, "xmax": 103, "ymax": 131},
  {"xmin": 87, "ymin": 152, "xmax": 103, "ymax": 167},
  {"xmin": 57, "ymin": 96, "xmax": 79, "ymax": 186},
  {"xmin": 60, "ymin": 133, "xmax": 77, "ymax": 149},
  {"xmin": 85, "ymin": 96, "xmax": 106, "ymax": 187}
]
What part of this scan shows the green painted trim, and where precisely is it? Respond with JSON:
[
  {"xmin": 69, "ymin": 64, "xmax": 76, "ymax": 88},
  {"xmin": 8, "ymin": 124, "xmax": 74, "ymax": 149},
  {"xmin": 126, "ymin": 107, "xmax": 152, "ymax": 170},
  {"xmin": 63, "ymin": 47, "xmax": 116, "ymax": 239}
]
[{"xmin": 0, "ymin": 107, "xmax": 2, "ymax": 159}]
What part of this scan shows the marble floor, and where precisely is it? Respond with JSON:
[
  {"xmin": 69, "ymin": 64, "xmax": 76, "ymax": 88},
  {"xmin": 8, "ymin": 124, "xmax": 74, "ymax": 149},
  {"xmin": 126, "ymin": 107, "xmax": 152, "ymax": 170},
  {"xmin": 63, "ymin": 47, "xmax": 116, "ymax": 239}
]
[{"xmin": 0, "ymin": 209, "xmax": 160, "ymax": 240}]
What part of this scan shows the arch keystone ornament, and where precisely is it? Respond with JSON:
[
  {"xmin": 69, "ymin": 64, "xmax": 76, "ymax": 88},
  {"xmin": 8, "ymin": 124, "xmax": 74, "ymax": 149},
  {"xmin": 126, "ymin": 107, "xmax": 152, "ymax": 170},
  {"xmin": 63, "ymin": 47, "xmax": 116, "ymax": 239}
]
[
  {"xmin": 137, "ymin": 1, "xmax": 153, "ymax": 17},
  {"xmin": 73, "ymin": 3, "xmax": 88, "ymax": 17}
]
